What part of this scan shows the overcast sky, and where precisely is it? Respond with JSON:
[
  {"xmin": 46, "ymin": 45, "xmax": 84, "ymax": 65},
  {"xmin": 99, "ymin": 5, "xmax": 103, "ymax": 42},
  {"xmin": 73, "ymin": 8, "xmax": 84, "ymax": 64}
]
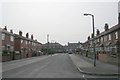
[{"xmin": 1, "ymin": 0, "xmax": 119, "ymax": 45}]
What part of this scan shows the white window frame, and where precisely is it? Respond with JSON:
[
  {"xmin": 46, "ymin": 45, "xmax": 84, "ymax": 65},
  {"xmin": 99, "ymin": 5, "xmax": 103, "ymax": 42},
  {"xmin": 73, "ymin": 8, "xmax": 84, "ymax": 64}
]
[
  {"xmin": 2, "ymin": 33, "xmax": 5, "ymax": 40},
  {"xmin": 98, "ymin": 38, "xmax": 100, "ymax": 42},
  {"xmin": 25, "ymin": 40, "xmax": 27, "ymax": 44},
  {"xmin": 101, "ymin": 37, "xmax": 103, "ymax": 42},
  {"xmin": 105, "ymin": 35, "xmax": 107, "ymax": 41},
  {"xmin": 115, "ymin": 32, "xmax": 118, "ymax": 39},
  {"xmin": 108, "ymin": 34, "xmax": 111, "ymax": 40},
  {"xmin": 10, "ymin": 35, "xmax": 14, "ymax": 41},
  {"xmin": 2, "ymin": 46, "xmax": 5, "ymax": 50},
  {"xmin": 21, "ymin": 39, "xmax": 23, "ymax": 43}
]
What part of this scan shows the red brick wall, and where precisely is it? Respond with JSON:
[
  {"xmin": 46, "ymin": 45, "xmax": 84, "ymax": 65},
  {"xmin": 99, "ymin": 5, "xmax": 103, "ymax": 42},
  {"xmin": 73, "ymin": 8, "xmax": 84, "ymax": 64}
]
[
  {"xmin": 14, "ymin": 38, "xmax": 21, "ymax": 50},
  {"xmin": 2, "ymin": 33, "xmax": 14, "ymax": 47},
  {"xmin": 98, "ymin": 54, "xmax": 108, "ymax": 62}
]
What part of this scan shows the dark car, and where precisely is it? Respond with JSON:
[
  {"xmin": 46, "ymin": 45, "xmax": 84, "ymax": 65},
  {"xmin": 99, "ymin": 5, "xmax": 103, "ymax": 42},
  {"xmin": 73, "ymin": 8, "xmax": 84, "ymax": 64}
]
[{"xmin": 68, "ymin": 50, "xmax": 73, "ymax": 54}]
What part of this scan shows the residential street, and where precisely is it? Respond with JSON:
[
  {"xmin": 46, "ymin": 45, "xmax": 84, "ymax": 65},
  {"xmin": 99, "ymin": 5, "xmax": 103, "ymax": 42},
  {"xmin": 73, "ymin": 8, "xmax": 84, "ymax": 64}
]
[{"xmin": 2, "ymin": 53, "xmax": 119, "ymax": 79}]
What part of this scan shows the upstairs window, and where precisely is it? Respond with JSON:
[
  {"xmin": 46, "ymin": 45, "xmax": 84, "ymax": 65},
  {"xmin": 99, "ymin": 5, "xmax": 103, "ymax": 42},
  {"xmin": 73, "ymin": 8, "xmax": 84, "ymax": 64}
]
[
  {"xmin": 21, "ymin": 39, "xmax": 23, "ymax": 43},
  {"xmin": 101, "ymin": 37, "xmax": 103, "ymax": 42},
  {"xmin": 25, "ymin": 40, "xmax": 27, "ymax": 44},
  {"xmin": 10, "ymin": 36, "xmax": 14, "ymax": 41},
  {"xmin": 115, "ymin": 32, "xmax": 118, "ymax": 39},
  {"xmin": 2, "ymin": 33, "xmax": 5, "ymax": 40},
  {"xmin": 104, "ymin": 35, "xmax": 107, "ymax": 42},
  {"xmin": 108, "ymin": 34, "xmax": 111, "ymax": 40},
  {"xmin": 98, "ymin": 38, "xmax": 100, "ymax": 42}
]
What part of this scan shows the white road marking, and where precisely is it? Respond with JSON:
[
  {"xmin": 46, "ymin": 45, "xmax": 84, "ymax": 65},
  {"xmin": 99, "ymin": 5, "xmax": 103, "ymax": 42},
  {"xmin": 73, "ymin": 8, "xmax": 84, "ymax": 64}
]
[{"xmin": 83, "ymin": 75, "xmax": 87, "ymax": 80}]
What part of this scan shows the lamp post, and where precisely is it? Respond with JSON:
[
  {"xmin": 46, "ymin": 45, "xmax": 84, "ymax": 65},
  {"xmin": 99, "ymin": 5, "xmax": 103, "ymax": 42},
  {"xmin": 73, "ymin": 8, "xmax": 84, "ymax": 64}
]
[{"xmin": 84, "ymin": 13, "xmax": 96, "ymax": 67}]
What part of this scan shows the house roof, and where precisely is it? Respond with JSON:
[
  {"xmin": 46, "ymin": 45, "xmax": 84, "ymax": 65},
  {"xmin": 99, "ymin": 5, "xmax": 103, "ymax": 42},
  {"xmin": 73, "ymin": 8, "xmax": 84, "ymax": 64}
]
[
  {"xmin": 14, "ymin": 34, "xmax": 42, "ymax": 44},
  {"xmin": 2, "ymin": 29, "xmax": 14, "ymax": 36},
  {"xmin": 96, "ymin": 24, "xmax": 120, "ymax": 38},
  {"xmin": 43, "ymin": 42, "xmax": 63, "ymax": 47},
  {"xmin": 83, "ymin": 24, "xmax": 120, "ymax": 44}
]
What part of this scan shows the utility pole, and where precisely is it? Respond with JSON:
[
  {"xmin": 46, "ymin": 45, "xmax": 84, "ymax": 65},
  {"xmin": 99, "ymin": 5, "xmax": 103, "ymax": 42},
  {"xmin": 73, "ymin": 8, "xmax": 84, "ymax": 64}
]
[
  {"xmin": 47, "ymin": 34, "xmax": 49, "ymax": 55},
  {"xmin": 47, "ymin": 34, "xmax": 49, "ymax": 43}
]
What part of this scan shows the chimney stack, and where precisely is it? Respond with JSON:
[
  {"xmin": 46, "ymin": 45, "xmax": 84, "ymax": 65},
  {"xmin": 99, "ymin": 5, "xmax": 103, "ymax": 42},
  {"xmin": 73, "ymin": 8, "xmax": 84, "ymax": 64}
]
[
  {"xmin": 91, "ymin": 33, "xmax": 94, "ymax": 38},
  {"xmin": 19, "ymin": 31, "xmax": 22, "ymax": 36},
  {"xmin": 118, "ymin": 13, "xmax": 120, "ymax": 24},
  {"xmin": 31, "ymin": 35, "xmax": 33, "ymax": 40},
  {"xmin": 96, "ymin": 29, "xmax": 100, "ymax": 35},
  {"xmin": 104, "ymin": 23, "xmax": 109, "ymax": 31},
  {"xmin": 10, "ymin": 29, "xmax": 13, "ymax": 33},
  {"xmin": 26, "ymin": 33, "xmax": 29, "ymax": 38},
  {"xmin": 88, "ymin": 36, "xmax": 90, "ymax": 40},
  {"xmin": 4, "ymin": 26, "xmax": 7, "ymax": 31}
]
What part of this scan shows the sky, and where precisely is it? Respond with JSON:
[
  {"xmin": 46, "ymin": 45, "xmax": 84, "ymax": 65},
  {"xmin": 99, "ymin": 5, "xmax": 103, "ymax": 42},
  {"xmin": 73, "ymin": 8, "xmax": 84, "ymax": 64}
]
[{"xmin": 0, "ymin": 0, "xmax": 119, "ymax": 45}]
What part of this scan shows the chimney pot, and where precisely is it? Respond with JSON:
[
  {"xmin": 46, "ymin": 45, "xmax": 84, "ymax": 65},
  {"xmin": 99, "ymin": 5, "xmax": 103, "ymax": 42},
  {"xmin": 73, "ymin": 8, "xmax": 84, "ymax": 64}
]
[
  {"xmin": 10, "ymin": 29, "xmax": 13, "ymax": 33},
  {"xmin": 31, "ymin": 35, "xmax": 33, "ymax": 40},
  {"xmin": 19, "ymin": 31, "xmax": 22, "ymax": 36},
  {"xmin": 4, "ymin": 26, "xmax": 7, "ymax": 31},
  {"xmin": 104, "ymin": 23, "xmax": 109, "ymax": 31},
  {"xmin": 91, "ymin": 33, "xmax": 94, "ymax": 38},
  {"xmin": 26, "ymin": 33, "xmax": 29, "ymax": 38},
  {"xmin": 88, "ymin": 36, "xmax": 90, "ymax": 40},
  {"xmin": 96, "ymin": 29, "xmax": 100, "ymax": 35}
]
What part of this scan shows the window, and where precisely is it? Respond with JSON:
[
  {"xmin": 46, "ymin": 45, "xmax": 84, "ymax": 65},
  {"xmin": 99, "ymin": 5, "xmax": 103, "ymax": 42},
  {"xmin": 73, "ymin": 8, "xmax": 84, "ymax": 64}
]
[
  {"xmin": 115, "ymin": 32, "xmax": 118, "ymax": 39},
  {"xmin": 101, "ymin": 37, "xmax": 103, "ymax": 42},
  {"xmin": 21, "ymin": 39, "xmax": 23, "ymax": 43},
  {"xmin": 2, "ymin": 33, "xmax": 5, "ymax": 40},
  {"xmin": 25, "ymin": 40, "xmax": 27, "ymax": 44},
  {"xmin": 98, "ymin": 38, "xmax": 100, "ymax": 42},
  {"xmin": 108, "ymin": 34, "xmax": 111, "ymax": 40},
  {"xmin": 10, "ymin": 36, "xmax": 14, "ymax": 41},
  {"xmin": 104, "ymin": 35, "xmax": 107, "ymax": 42},
  {"xmin": 10, "ymin": 46, "xmax": 14, "ymax": 51},
  {"xmin": 27, "ymin": 41, "xmax": 29, "ymax": 44},
  {"xmin": 2, "ymin": 46, "xmax": 5, "ymax": 50}
]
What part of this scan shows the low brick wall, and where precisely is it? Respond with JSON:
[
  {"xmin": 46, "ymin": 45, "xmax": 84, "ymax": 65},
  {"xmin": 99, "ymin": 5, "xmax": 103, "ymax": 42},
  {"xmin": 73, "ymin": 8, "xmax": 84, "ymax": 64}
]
[
  {"xmin": 98, "ymin": 54, "xmax": 108, "ymax": 62},
  {"xmin": 14, "ymin": 54, "xmax": 21, "ymax": 60},
  {"xmin": 2, "ymin": 55, "xmax": 12, "ymax": 62},
  {"xmin": 98, "ymin": 53, "xmax": 119, "ymax": 66}
]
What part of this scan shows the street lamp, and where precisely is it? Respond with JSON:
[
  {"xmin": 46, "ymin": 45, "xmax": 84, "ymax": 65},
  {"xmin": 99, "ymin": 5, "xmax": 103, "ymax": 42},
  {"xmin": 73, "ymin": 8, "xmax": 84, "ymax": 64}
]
[{"xmin": 84, "ymin": 13, "xmax": 96, "ymax": 67}]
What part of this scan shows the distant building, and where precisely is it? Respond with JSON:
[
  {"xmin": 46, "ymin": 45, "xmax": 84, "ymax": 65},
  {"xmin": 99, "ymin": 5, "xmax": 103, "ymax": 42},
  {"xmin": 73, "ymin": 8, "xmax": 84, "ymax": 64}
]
[
  {"xmin": 67, "ymin": 42, "xmax": 82, "ymax": 53},
  {"xmin": 42, "ymin": 42, "xmax": 64, "ymax": 53}
]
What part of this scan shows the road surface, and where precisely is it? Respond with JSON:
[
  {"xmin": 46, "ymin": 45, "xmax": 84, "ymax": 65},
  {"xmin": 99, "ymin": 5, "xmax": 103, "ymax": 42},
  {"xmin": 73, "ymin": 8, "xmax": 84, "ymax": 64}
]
[{"xmin": 2, "ymin": 53, "xmax": 118, "ymax": 79}]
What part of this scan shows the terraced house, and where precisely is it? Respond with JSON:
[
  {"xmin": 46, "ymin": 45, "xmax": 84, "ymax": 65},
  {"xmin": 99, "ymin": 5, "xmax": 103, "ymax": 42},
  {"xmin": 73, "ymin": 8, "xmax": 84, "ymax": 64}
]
[
  {"xmin": 2, "ymin": 26, "xmax": 15, "ymax": 61},
  {"xmin": 82, "ymin": 13, "xmax": 120, "ymax": 65},
  {"xmin": 14, "ymin": 31, "xmax": 42, "ymax": 59},
  {"xmin": 1, "ymin": 26, "xmax": 42, "ymax": 62}
]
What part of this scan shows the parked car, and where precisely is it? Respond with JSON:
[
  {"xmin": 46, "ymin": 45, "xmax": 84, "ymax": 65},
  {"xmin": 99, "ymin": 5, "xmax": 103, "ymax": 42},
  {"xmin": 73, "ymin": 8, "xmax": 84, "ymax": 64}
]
[{"xmin": 68, "ymin": 50, "xmax": 73, "ymax": 54}]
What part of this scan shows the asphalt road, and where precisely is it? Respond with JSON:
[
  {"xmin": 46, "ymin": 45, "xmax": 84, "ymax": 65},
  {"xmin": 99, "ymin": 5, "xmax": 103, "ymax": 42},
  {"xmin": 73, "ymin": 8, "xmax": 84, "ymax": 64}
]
[{"xmin": 2, "ymin": 53, "xmax": 118, "ymax": 79}]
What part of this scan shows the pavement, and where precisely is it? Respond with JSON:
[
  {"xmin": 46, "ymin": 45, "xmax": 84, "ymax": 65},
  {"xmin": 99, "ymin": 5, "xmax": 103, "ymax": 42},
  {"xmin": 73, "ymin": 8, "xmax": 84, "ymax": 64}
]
[{"xmin": 69, "ymin": 54, "xmax": 120, "ymax": 76}]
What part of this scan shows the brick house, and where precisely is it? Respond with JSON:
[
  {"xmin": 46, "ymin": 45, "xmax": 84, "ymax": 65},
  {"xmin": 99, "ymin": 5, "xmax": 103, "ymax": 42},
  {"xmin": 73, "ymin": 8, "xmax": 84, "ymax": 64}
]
[
  {"xmin": 14, "ymin": 31, "xmax": 42, "ymax": 59},
  {"xmin": 95, "ymin": 24, "xmax": 120, "ymax": 54},
  {"xmin": 2, "ymin": 26, "xmax": 15, "ymax": 61},
  {"xmin": 82, "ymin": 13, "xmax": 120, "ymax": 64},
  {"xmin": 31, "ymin": 40, "xmax": 42, "ymax": 56},
  {"xmin": 0, "ymin": 28, "xmax": 2, "ymax": 62}
]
